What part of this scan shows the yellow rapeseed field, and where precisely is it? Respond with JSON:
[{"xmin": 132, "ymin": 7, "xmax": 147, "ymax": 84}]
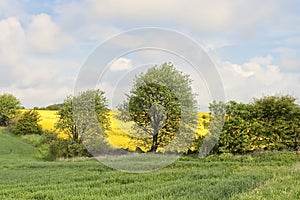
[
  {"xmin": 21, "ymin": 110, "xmax": 69, "ymax": 138},
  {"xmin": 106, "ymin": 111, "xmax": 210, "ymax": 151},
  {"xmin": 36, "ymin": 110, "xmax": 59, "ymax": 131},
  {"xmin": 29, "ymin": 110, "xmax": 210, "ymax": 151},
  {"xmin": 105, "ymin": 111, "xmax": 135, "ymax": 150},
  {"xmin": 21, "ymin": 109, "xmax": 59, "ymax": 131}
]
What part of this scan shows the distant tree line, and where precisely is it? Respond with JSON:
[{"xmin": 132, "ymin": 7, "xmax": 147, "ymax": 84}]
[{"xmin": 33, "ymin": 103, "xmax": 63, "ymax": 111}]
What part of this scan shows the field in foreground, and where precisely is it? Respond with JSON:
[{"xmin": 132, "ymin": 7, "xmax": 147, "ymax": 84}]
[{"xmin": 0, "ymin": 129, "xmax": 300, "ymax": 200}]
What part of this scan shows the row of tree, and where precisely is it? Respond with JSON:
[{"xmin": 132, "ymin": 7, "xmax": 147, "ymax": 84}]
[{"xmin": 1, "ymin": 62, "xmax": 299, "ymax": 159}]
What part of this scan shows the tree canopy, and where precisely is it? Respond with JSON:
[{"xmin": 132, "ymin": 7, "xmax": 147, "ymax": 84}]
[
  {"xmin": 56, "ymin": 90, "xmax": 110, "ymax": 144},
  {"xmin": 118, "ymin": 62, "xmax": 198, "ymax": 153},
  {"xmin": 214, "ymin": 94, "xmax": 300, "ymax": 154},
  {"xmin": 11, "ymin": 110, "xmax": 42, "ymax": 135},
  {"xmin": 0, "ymin": 93, "xmax": 21, "ymax": 126}
]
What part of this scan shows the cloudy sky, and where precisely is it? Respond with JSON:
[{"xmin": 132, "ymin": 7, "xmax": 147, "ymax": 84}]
[{"xmin": 0, "ymin": 0, "xmax": 299, "ymax": 109}]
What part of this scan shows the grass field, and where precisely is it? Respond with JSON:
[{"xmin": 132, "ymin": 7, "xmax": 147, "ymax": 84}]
[{"xmin": 0, "ymin": 129, "xmax": 299, "ymax": 199}]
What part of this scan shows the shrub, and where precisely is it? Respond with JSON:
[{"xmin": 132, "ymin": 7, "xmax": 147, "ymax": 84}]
[
  {"xmin": 10, "ymin": 110, "xmax": 42, "ymax": 135},
  {"xmin": 40, "ymin": 131, "xmax": 90, "ymax": 160},
  {"xmin": 214, "ymin": 94, "xmax": 300, "ymax": 154}
]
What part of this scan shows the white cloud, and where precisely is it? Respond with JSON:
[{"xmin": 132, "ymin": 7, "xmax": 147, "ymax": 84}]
[
  {"xmin": 0, "ymin": 1, "xmax": 299, "ymax": 109},
  {"xmin": 0, "ymin": 17, "xmax": 25, "ymax": 60},
  {"xmin": 0, "ymin": 0, "xmax": 27, "ymax": 20},
  {"xmin": 0, "ymin": 17, "xmax": 24, "ymax": 45},
  {"xmin": 278, "ymin": 37, "xmax": 300, "ymax": 46},
  {"xmin": 0, "ymin": 15, "xmax": 79, "ymax": 108},
  {"xmin": 109, "ymin": 57, "xmax": 132, "ymax": 71},
  {"xmin": 273, "ymin": 47, "xmax": 300, "ymax": 71},
  {"xmin": 218, "ymin": 55, "xmax": 299, "ymax": 103},
  {"xmin": 1, "ymin": 86, "xmax": 73, "ymax": 108},
  {"xmin": 55, "ymin": 0, "xmax": 286, "ymax": 40},
  {"xmin": 0, "ymin": 17, "xmax": 25, "ymax": 88},
  {"xmin": 27, "ymin": 13, "xmax": 73, "ymax": 52},
  {"xmin": 249, "ymin": 55, "xmax": 273, "ymax": 66}
]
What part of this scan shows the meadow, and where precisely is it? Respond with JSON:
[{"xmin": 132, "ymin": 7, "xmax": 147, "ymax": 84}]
[{"xmin": 0, "ymin": 129, "xmax": 300, "ymax": 199}]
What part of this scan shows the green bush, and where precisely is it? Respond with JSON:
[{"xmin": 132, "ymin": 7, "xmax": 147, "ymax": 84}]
[
  {"xmin": 10, "ymin": 110, "xmax": 42, "ymax": 135},
  {"xmin": 212, "ymin": 94, "xmax": 300, "ymax": 154},
  {"xmin": 40, "ymin": 131, "xmax": 90, "ymax": 160}
]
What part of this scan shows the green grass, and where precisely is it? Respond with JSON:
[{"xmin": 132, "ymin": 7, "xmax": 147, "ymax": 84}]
[{"xmin": 0, "ymin": 129, "xmax": 299, "ymax": 199}]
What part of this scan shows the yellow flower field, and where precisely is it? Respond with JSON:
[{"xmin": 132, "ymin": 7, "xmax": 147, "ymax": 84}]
[
  {"xmin": 36, "ymin": 110, "xmax": 59, "ymax": 131},
  {"xmin": 29, "ymin": 109, "xmax": 210, "ymax": 151},
  {"xmin": 21, "ymin": 109, "xmax": 59, "ymax": 131}
]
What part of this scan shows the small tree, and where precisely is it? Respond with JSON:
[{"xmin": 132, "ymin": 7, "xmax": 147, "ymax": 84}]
[
  {"xmin": 55, "ymin": 90, "xmax": 111, "ymax": 155},
  {"xmin": 0, "ymin": 93, "xmax": 21, "ymax": 126},
  {"xmin": 199, "ymin": 101, "xmax": 226, "ymax": 157},
  {"xmin": 11, "ymin": 110, "xmax": 43, "ymax": 135},
  {"xmin": 118, "ymin": 63, "xmax": 198, "ymax": 153}
]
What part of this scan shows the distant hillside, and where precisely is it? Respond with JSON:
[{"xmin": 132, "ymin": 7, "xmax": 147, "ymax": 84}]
[{"xmin": 0, "ymin": 129, "xmax": 39, "ymax": 164}]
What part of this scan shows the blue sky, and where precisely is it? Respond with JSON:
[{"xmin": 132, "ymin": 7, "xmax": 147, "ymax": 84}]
[{"xmin": 0, "ymin": 0, "xmax": 299, "ymax": 109}]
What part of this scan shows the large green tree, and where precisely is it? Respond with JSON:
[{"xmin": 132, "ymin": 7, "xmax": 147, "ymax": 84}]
[
  {"xmin": 56, "ymin": 90, "xmax": 110, "ymax": 144},
  {"xmin": 118, "ymin": 62, "xmax": 198, "ymax": 153},
  {"xmin": 0, "ymin": 93, "xmax": 21, "ymax": 126}
]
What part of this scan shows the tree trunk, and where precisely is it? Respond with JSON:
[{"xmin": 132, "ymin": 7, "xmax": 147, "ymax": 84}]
[{"xmin": 149, "ymin": 134, "xmax": 158, "ymax": 152}]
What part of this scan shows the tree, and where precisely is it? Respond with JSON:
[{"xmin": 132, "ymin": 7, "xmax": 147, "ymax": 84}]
[
  {"xmin": 252, "ymin": 94, "xmax": 300, "ymax": 149},
  {"xmin": 0, "ymin": 93, "xmax": 21, "ymax": 126},
  {"xmin": 11, "ymin": 110, "xmax": 43, "ymax": 135},
  {"xmin": 46, "ymin": 103, "xmax": 63, "ymax": 110},
  {"xmin": 217, "ymin": 101, "xmax": 256, "ymax": 154},
  {"xmin": 55, "ymin": 90, "xmax": 112, "ymax": 156},
  {"xmin": 214, "ymin": 94, "xmax": 300, "ymax": 154},
  {"xmin": 56, "ymin": 90, "xmax": 111, "ymax": 144},
  {"xmin": 199, "ymin": 101, "xmax": 226, "ymax": 157},
  {"xmin": 118, "ymin": 62, "xmax": 198, "ymax": 153}
]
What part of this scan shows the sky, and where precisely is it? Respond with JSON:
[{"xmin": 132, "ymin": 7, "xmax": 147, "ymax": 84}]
[{"xmin": 0, "ymin": 0, "xmax": 299, "ymax": 110}]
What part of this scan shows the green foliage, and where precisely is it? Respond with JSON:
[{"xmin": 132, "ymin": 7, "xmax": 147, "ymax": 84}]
[
  {"xmin": 46, "ymin": 103, "xmax": 63, "ymax": 110},
  {"xmin": 199, "ymin": 101, "xmax": 226, "ymax": 157},
  {"xmin": 10, "ymin": 110, "xmax": 42, "ymax": 135},
  {"xmin": 252, "ymin": 94, "xmax": 300, "ymax": 150},
  {"xmin": 0, "ymin": 93, "xmax": 21, "ymax": 126},
  {"xmin": 56, "ymin": 90, "xmax": 110, "ymax": 143},
  {"xmin": 55, "ymin": 95, "xmax": 75, "ymax": 139},
  {"xmin": 118, "ymin": 62, "xmax": 198, "ymax": 153},
  {"xmin": 33, "ymin": 103, "xmax": 63, "ymax": 110},
  {"xmin": 40, "ymin": 131, "xmax": 90, "ymax": 160},
  {"xmin": 215, "ymin": 94, "xmax": 300, "ymax": 154},
  {"xmin": 218, "ymin": 101, "xmax": 255, "ymax": 154},
  {"xmin": 54, "ymin": 90, "xmax": 111, "ymax": 158}
]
